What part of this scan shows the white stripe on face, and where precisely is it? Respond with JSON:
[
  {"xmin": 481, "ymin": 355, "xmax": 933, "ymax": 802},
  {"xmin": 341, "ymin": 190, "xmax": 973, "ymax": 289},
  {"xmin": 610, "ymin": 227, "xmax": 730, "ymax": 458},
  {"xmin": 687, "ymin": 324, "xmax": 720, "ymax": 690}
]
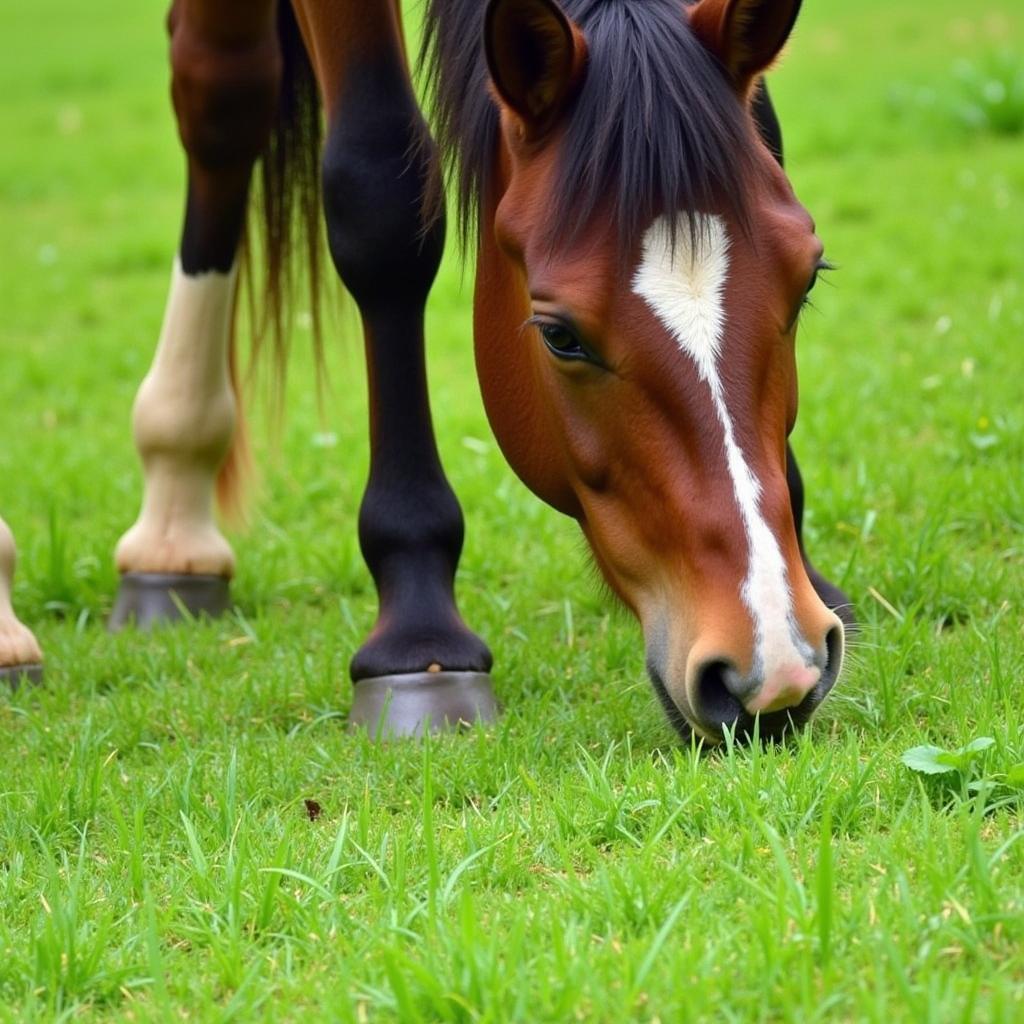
[{"xmin": 631, "ymin": 214, "xmax": 811, "ymax": 687}]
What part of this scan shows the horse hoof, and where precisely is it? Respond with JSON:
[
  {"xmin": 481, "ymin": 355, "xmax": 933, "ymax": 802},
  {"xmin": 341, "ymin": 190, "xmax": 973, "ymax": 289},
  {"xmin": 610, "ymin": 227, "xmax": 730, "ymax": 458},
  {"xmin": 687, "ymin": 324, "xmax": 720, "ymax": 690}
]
[
  {"xmin": 349, "ymin": 671, "xmax": 499, "ymax": 738},
  {"xmin": 0, "ymin": 663, "xmax": 43, "ymax": 689},
  {"xmin": 109, "ymin": 572, "xmax": 231, "ymax": 632}
]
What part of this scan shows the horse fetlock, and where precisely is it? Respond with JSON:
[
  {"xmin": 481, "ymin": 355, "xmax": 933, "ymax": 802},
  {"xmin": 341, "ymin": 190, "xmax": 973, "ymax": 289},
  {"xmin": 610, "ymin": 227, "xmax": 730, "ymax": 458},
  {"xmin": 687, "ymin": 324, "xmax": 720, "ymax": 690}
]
[
  {"xmin": 122, "ymin": 390, "xmax": 235, "ymax": 576},
  {"xmin": 132, "ymin": 373, "xmax": 236, "ymax": 464},
  {"xmin": 358, "ymin": 478, "xmax": 465, "ymax": 577}
]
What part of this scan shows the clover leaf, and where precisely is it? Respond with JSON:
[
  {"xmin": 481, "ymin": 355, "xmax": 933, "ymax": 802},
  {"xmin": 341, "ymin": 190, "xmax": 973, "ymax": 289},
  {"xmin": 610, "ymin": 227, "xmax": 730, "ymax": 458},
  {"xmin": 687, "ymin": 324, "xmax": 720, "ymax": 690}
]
[{"xmin": 901, "ymin": 737, "xmax": 995, "ymax": 776}]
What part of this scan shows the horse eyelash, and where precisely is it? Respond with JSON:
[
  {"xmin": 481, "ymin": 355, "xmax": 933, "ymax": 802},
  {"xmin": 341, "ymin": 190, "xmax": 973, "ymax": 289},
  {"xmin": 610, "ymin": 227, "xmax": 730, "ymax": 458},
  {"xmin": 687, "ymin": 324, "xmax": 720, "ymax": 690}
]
[
  {"xmin": 523, "ymin": 315, "xmax": 565, "ymax": 335},
  {"xmin": 799, "ymin": 259, "xmax": 837, "ymax": 316},
  {"xmin": 518, "ymin": 316, "xmax": 547, "ymax": 338}
]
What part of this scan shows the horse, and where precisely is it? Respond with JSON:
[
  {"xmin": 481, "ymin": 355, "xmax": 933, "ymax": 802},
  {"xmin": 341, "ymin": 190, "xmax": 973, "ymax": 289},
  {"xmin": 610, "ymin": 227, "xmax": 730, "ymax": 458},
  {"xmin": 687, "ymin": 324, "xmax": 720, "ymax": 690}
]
[{"xmin": 0, "ymin": 0, "xmax": 852, "ymax": 742}]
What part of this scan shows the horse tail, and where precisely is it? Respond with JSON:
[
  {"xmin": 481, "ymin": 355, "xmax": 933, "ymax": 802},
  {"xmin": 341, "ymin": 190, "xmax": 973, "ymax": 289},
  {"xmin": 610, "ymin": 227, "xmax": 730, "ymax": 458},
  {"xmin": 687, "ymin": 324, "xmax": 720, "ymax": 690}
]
[
  {"xmin": 216, "ymin": 0, "xmax": 323, "ymax": 522},
  {"xmin": 216, "ymin": 319, "xmax": 252, "ymax": 524}
]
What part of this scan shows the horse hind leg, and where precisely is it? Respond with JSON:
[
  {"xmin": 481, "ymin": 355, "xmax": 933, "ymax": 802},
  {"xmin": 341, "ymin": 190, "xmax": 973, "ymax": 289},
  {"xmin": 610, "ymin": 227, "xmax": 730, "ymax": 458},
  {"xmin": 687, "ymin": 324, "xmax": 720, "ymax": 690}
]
[
  {"xmin": 0, "ymin": 517, "xmax": 43, "ymax": 687},
  {"xmin": 111, "ymin": 1, "xmax": 281, "ymax": 630},
  {"xmin": 298, "ymin": 1, "xmax": 496, "ymax": 735}
]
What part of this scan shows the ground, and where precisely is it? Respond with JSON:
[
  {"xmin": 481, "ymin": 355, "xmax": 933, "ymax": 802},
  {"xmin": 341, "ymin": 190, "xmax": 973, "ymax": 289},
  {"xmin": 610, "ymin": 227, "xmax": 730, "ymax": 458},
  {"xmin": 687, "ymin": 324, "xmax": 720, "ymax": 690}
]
[{"xmin": 1, "ymin": 0, "xmax": 1023, "ymax": 1019}]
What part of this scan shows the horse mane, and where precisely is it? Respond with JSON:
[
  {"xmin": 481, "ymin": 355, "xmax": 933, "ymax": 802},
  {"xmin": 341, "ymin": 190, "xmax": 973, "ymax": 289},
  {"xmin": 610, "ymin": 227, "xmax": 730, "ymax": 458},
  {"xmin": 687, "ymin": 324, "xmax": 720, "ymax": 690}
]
[{"xmin": 421, "ymin": 0, "xmax": 762, "ymax": 251}]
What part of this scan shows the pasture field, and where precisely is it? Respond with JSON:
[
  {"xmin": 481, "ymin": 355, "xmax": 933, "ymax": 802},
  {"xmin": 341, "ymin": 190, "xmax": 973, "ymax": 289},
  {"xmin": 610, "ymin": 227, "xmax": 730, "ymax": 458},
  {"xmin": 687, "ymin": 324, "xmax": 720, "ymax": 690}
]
[{"xmin": 2, "ymin": 0, "xmax": 1023, "ymax": 1019}]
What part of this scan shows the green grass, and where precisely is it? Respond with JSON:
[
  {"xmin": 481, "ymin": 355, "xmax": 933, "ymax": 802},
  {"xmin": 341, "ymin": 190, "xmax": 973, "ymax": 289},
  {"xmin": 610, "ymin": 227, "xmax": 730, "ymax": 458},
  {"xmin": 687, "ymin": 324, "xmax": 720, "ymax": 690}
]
[{"xmin": 1, "ymin": 0, "xmax": 1023, "ymax": 1019}]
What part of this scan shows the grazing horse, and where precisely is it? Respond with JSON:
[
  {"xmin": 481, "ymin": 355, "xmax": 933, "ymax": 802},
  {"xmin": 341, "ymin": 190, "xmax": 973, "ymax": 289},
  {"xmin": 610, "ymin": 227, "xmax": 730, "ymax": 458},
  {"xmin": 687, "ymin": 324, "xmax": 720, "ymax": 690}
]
[{"xmin": 0, "ymin": 0, "xmax": 852, "ymax": 742}]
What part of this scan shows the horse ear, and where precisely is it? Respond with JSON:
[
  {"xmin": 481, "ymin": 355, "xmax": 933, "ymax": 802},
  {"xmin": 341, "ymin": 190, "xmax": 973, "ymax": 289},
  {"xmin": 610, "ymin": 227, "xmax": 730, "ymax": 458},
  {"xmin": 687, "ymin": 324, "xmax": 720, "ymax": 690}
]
[
  {"xmin": 689, "ymin": 0, "xmax": 802, "ymax": 90},
  {"xmin": 484, "ymin": 0, "xmax": 586, "ymax": 134}
]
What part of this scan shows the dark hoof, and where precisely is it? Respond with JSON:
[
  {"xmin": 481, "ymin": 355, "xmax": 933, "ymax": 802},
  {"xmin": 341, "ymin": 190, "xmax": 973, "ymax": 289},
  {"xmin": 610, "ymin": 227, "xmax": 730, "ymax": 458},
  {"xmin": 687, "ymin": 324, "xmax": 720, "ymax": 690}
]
[
  {"xmin": 0, "ymin": 663, "xmax": 43, "ymax": 689},
  {"xmin": 109, "ymin": 572, "xmax": 231, "ymax": 632},
  {"xmin": 350, "ymin": 671, "xmax": 499, "ymax": 739}
]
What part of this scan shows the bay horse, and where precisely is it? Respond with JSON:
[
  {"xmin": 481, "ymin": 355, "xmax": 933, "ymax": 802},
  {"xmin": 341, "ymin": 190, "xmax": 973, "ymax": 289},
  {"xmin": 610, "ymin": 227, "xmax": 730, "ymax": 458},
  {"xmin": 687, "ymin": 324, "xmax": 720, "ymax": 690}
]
[{"xmin": 0, "ymin": 0, "xmax": 851, "ymax": 742}]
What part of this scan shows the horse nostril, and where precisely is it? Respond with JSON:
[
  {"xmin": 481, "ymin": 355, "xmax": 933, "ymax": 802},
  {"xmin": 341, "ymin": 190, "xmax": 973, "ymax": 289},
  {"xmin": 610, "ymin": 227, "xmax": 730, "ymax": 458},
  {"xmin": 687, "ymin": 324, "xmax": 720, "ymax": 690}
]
[
  {"xmin": 822, "ymin": 624, "xmax": 844, "ymax": 690},
  {"xmin": 693, "ymin": 659, "xmax": 745, "ymax": 730}
]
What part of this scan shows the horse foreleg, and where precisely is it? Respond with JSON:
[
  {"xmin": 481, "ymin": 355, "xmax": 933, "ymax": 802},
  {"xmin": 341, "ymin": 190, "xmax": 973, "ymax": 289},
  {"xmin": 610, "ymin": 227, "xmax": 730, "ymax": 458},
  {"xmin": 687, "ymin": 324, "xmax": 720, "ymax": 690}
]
[
  {"xmin": 111, "ymin": 0, "xmax": 280, "ymax": 629},
  {"xmin": 110, "ymin": 262, "xmax": 239, "ymax": 627},
  {"xmin": 298, "ymin": 0, "xmax": 496, "ymax": 735},
  {"xmin": 0, "ymin": 517, "xmax": 42, "ymax": 686}
]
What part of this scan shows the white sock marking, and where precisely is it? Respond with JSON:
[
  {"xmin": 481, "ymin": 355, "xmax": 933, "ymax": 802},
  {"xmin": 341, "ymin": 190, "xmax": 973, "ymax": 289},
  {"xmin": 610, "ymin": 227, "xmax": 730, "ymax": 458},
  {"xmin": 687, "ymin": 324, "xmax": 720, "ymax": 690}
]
[
  {"xmin": 632, "ymin": 214, "xmax": 810, "ymax": 681},
  {"xmin": 114, "ymin": 259, "xmax": 238, "ymax": 577}
]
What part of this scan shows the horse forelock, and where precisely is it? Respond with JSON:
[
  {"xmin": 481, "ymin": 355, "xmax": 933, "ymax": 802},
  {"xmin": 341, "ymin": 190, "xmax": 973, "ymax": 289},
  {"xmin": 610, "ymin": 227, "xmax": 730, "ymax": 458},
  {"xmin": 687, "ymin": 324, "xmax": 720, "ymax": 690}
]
[{"xmin": 422, "ymin": 0, "xmax": 762, "ymax": 252}]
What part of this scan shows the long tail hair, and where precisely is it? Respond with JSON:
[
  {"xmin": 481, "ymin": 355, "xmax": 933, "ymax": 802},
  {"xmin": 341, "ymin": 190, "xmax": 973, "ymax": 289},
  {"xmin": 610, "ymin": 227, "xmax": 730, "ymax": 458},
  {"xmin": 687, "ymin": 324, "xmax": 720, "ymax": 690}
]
[{"xmin": 216, "ymin": 0, "xmax": 324, "ymax": 522}]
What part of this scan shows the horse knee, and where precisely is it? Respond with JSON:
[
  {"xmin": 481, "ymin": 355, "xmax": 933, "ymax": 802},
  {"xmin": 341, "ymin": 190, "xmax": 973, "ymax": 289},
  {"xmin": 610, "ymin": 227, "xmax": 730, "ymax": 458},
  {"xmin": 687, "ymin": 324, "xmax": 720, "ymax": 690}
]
[
  {"xmin": 170, "ymin": 18, "xmax": 281, "ymax": 170},
  {"xmin": 321, "ymin": 106, "xmax": 443, "ymax": 310}
]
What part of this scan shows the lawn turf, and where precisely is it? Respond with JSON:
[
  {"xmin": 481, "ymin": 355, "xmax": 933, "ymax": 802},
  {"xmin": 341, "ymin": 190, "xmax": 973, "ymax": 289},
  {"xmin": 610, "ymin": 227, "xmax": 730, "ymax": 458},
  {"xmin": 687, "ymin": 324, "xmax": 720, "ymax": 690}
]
[{"xmin": 1, "ymin": 0, "xmax": 1023, "ymax": 1019}]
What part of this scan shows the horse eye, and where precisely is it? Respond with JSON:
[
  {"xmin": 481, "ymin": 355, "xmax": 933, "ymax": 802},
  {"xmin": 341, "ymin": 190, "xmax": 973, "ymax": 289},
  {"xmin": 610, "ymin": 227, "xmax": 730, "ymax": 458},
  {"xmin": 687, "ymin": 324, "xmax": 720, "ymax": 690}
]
[
  {"xmin": 800, "ymin": 261, "xmax": 830, "ymax": 311},
  {"xmin": 802, "ymin": 268, "xmax": 821, "ymax": 303},
  {"xmin": 540, "ymin": 322, "xmax": 586, "ymax": 360}
]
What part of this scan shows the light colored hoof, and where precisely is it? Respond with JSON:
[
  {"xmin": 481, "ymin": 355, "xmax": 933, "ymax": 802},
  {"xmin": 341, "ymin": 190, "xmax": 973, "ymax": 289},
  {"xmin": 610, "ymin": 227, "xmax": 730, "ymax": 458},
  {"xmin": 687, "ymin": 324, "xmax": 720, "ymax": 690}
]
[
  {"xmin": 0, "ymin": 663, "xmax": 43, "ymax": 689},
  {"xmin": 349, "ymin": 671, "xmax": 499, "ymax": 739},
  {"xmin": 109, "ymin": 572, "xmax": 231, "ymax": 632}
]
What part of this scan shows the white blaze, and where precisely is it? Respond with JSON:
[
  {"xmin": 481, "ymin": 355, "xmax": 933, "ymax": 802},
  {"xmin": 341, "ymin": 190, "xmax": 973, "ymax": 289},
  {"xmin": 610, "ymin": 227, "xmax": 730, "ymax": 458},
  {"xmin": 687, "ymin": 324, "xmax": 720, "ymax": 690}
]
[{"xmin": 631, "ymin": 214, "xmax": 810, "ymax": 681}]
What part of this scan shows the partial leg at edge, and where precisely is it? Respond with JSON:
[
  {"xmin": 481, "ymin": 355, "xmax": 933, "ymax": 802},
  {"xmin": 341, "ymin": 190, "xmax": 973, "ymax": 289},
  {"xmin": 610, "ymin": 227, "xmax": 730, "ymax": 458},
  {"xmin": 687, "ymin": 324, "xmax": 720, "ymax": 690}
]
[{"xmin": 0, "ymin": 516, "xmax": 43, "ymax": 687}]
